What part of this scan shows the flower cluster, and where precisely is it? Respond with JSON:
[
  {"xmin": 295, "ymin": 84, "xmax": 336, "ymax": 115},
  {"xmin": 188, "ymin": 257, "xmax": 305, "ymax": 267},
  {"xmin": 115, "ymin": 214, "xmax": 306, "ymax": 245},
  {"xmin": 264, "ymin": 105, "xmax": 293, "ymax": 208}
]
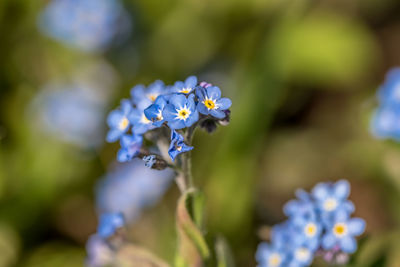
[
  {"xmin": 371, "ymin": 68, "xmax": 400, "ymax": 141},
  {"xmin": 106, "ymin": 76, "xmax": 232, "ymax": 163},
  {"xmin": 256, "ymin": 180, "xmax": 365, "ymax": 267},
  {"xmin": 38, "ymin": 0, "xmax": 131, "ymax": 52},
  {"xmin": 86, "ymin": 212, "xmax": 125, "ymax": 267}
]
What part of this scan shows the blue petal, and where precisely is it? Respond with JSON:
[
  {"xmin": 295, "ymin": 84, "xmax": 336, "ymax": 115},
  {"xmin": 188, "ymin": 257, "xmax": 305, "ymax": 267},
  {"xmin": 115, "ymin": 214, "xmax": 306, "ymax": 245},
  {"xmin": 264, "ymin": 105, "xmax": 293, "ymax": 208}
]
[
  {"xmin": 196, "ymin": 87, "xmax": 206, "ymax": 100},
  {"xmin": 197, "ymin": 103, "xmax": 210, "ymax": 115},
  {"xmin": 187, "ymin": 94, "xmax": 196, "ymax": 110},
  {"xmin": 130, "ymin": 85, "xmax": 145, "ymax": 103},
  {"xmin": 107, "ymin": 110, "xmax": 124, "ymax": 128},
  {"xmin": 339, "ymin": 236, "xmax": 357, "ymax": 253},
  {"xmin": 168, "ymin": 149, "xmax": 180, "ymax": 161},
  {"xmin": 348, "ymin": 218, "xmax": 366, "ymax": 236},
  {"xmin": 117, "ymin": 148, "xmax": 131, "ymax": 162},
  {"xmin": 210, "ymin": 109, "xmax": 225, "ymax": 119},
  {"xmin": 163, "ymin": 104, "xmax": 178, "ymax": 121},
  {"xmin": 144, "ymin": 104, "xmax": 160, "ymax": 120},
  {"xmin": 311, "ymin": 182, "xmax": 329, "ymax": 201},
  {"xmin": 185, "ymin": 76, "xmax": 197, "ymax": 88},
  {"xmin": 334, "ymin": 180, "xmax": 350, "ymax": 200},
  {"xmin": 121, "ymin": 99, "xmax": 132, "ymax": 114},
  {"xmin": 216, "ymin": 98, "xmax": 232, "ymax": 110},
  {"xmin": 106, "ymin": 129, "xmax": 122, "ymax": 143},
  {"xmin": 128, "ymin": 109, "xmax": 142, "ymax": 124},
  {"xmin": 168, "ymin": 119, "xmax": 186, "ymax": 130},
  {"xmin": 185, "ymin": 110, "xmax": 199, "ymax": 127},
  {"xmin": 207, "ymin": 86, "xmax": 221, "ymax": 100},
  {"xmin": 169, "ymin": 94, "xmax": 187, "ymax": 108},
  {"xmin": 321, "ymin": 233, "xmax": 336, "ymax": 250}
]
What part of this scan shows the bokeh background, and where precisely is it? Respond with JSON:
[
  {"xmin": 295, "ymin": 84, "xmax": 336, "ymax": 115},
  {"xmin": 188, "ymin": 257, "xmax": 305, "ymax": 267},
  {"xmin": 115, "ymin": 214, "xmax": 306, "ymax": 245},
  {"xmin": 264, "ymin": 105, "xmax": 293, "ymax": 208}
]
[{"xmin": 1, "ymin": 0, "xmax": 400, "ymax": 266}]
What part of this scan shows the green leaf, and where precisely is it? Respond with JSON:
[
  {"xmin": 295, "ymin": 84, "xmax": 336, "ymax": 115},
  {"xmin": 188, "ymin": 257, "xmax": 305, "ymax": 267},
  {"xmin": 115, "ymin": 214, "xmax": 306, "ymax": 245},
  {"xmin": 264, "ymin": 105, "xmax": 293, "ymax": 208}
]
[{"xmin": 176, "ymin": 189, "xmax": 210, "ymax": 267}]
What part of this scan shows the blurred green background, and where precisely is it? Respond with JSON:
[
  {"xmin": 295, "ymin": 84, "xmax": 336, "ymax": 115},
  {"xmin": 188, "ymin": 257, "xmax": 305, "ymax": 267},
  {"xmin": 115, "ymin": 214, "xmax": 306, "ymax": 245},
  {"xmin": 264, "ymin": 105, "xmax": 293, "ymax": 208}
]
[{"xmin": 1, "ymin": 0, "xmax": 400, "ymax": 266}]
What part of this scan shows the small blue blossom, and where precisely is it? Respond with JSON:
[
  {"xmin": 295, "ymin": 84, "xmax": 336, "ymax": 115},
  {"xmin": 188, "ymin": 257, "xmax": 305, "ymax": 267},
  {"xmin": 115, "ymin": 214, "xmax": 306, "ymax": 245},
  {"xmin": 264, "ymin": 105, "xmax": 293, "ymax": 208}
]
[
  {"xmin": 256, "ymin": 242, "xmax": 288, "ymax": 267},
  {"xmin": 86, "ymin": 234, "xmax": 113, "ymax": 267},
  {"xmin": 106, "ymin": 99, "xmax": 133, "ymax": 143},
  {"xmin": 117, "ymin": 134, "xmax": 143, "ymax": 162},
  {"xmin": 171, "ymin": 75, "xmax": 198, "ymax": 95},
  {"xmin": 196, "ymin": 86, "xmax": 232, "ymax": 119},
  {"xmin": 168, "ymin": 130, "xmax": 193, "ymax": 161},
  {"xmin": 163, "ymin": 94, "xmax": 199, "ymax": 129},
  {"xmin": 38, "ymin": 0, "xmax": 130, "ymax": 52},
  {"xmin": 130, "ymin": 80, "xmax": 166, "ymax": 110},
  {"xmin": 143, "ymin": 155, "xmax": 156, "ymax": 168},
  {"xmin": 144, "ymin": 95, "xmax": 168, "ymax": 127},
  {"xmin": 321, "ymin": 213, "xmax": 365, "ymax": 253},
  {"xmin": 97, "ymin": 212, "xmax": 125, "ymax": 238},
  {"xmin": 96, "ymin": 158, "xmax": 174, "ymax": 222},
  {"xmin": 311, "ymin": 180, "xmax": 354, "ymax": 223},
  {"xmin": 128, "ymin": 107, "xmax": 156, "ymax": 135},
  {"xmin": 377, "ymin": 67, "xmax": 400, "ymax": 105},
  {"xmin": 370, "ymin": 104, "xmax": 400, "ymax": 141}
]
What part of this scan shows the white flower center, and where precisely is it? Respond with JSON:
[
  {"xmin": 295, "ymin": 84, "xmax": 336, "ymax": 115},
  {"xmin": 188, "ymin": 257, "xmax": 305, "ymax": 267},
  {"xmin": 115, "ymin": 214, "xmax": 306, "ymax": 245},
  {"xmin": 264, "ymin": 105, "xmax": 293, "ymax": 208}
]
[
  {"xmin": 179, "ymin": 87, "xmax": 192, "ymax": 94},
  {"xmin": 304, "ymin": 223, "xmax": 317, "ymax": 238},
  {"xmin": 118, "ymin": 117, "xmax": 129, "ymax": 130},
  {"xmin": 333, "ymin": 222, "xmax": 348, "ymax": 238},
  {"xmin": 323, "ymin": 198, "xmax": 338, "ymax": 211},
  {"xmin": 268, "ymin": 253, "xmax": 282, "ymax": 267},
  {"xmin": 295, "ymin": 247, "xmax": 310, "ymax": 262},
  {"xmin": 176, "ymin": 106, "xmax": 191, "ymax": 121}
]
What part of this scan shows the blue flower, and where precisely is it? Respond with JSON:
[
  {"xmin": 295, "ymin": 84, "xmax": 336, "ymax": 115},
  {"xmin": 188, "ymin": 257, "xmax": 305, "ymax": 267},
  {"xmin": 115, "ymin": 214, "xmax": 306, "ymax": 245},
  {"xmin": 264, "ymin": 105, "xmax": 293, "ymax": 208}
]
[
  {"xmin": 311, "ymin": 180, "xmax": 354, "ymax": 223},
  {"xmin": 117, "ymin": 134, "xmax": 143, "ymax": 162},
  {"xmin": 128, "ymin": 107, "xmax": 156, "ymax": 135},
  {"xmin": 96, "ymin": 158, "xmax": 174, "ymax": 222},
  {"xmin": 284, "ymin": 189, "xmax": 317, "ymax": 221},
  {"xmin": 168, "ymin": 130, "xmax": 193, "ymax": 161},
  {"xmin": 106, "ymin": 99, "xmax": 133, "ymax": 143},
  {"xmin": 97, "ymin": 212, "xmax": 125, "ymax": 238},
  {"xmin": 377, "ymin": 67, "xmax": 400, "ymax": 105},
  {"xmin": 144, "ymin": 95, "xmax": 168, "ymax": 127},
  {"xmin": 130, "ymin": 80, "xmax": 166, "ymax": 110},
  {"xmin": 288, "ymin": 244, "xmax": 314, "ymax": 267},
  {"xmin": 86, "ymin": 234, "xmax": 113, "ymax": 267},
  {"xmin": 321, "ymin": 213, "xmax": 366, "ymax": 253},
  {"xmin": 256, "ymin": 242, "xmax": 288, "ymax": 267},
  {"xmin": 196, "ymin": 86, "xmax": 232, "ymax": 119},
  {"xmin": 38, "ymin": 0, "xmax": 130, "ymax": 52},
  {"xmin": 163, "ymin": 94, "xmax": 199, "ymax": 129},
  {"xmin": 171, "ymin": 75, "xmax": 198, "ymax": 94},
  {"xmin": 370, "ymin": 104, "xmax": 400, "ymax": 141}
]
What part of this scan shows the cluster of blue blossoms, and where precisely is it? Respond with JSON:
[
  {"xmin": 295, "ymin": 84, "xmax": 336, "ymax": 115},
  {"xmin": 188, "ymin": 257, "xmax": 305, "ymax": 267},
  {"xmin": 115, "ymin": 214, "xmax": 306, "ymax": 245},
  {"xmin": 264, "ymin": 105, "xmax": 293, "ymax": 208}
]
[
  {"xmin": 256, "ymin": 180, "xmax": 365, "ymax": 267},
  {"xmin": 371, "ymin": 68, "xmax": 400, "ymax": 141},
  {"xmin": 106, "ymin": 76, "xmax": 232, "ymax": 163}
]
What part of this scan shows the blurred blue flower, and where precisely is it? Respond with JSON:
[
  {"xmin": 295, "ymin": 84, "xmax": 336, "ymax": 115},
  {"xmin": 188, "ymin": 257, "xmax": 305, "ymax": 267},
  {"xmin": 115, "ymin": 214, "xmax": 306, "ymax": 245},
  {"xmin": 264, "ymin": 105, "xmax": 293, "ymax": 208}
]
[
  {"xmin": 370, "ymin": 104, "xmax": 400, "ymax": 141},
  {"xmin": 106, "ymin": 100, "xmax": 133, "ymax": 143},
  {"xmin": 128, "ymin": 107, "xmax": 156, "ymax": 135},
  {"xmin": 96, "ymin": 158, "xmax": 174, "ymax": 222},
  {"xmin": 130, "ymin": 80, "xmax": 166, "ymax": 110},
  {"xmin": 284, "ymin": 189, "xmax": 317, "ymax": 221},
  {"xmin": 377, "ymin": 67, "xmax": 400, "ymax": 105},
  {"xmin": 321, "ymin": 213, "xmax": 365, "ymax": 253},
  {"xmin": 163, "ymin": 94, "xmax": 199, "ymax": 129},
  {"xmin": 97, "ymin": 212, "xmax": 125, "ymax": 238},
  {"xmin": 288, "ymin": 244, "xmax": 314, "ymax": 267},
  {"xmin": 168, "ymin": 130, "xmax": 193, "ymax": 161},
  {"xmin": 38, "ymin": 0, "xmax": 131, "ymax": 52},
  {"xmin": 86, "ymin": 234, "xmax": 114, "ymax": 267},
  {"xmin": 171, "ymin": 76, "xmax": 198, "ymax": 95},
  {"xmin": 311, "ymin": 180, "xmax": 354, "ymax": 223},
  {"xmin": 256, "ymin": 242, "xmax": 288, "ymax": 267},
  {"xmin": 196, "ymin": 86, "xmax": 232, "ymax": 119},
  {"xmin": 117, "ymin": 134, "xmax": 143, "ymax": 162},
  {"xmin": 144, "ymin": 96, "xmax": 168, "ymax": 127}
]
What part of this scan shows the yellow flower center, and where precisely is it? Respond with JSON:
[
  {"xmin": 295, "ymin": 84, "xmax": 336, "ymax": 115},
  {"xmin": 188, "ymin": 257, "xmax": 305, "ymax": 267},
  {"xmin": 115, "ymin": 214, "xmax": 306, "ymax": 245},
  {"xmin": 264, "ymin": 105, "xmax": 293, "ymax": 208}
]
[
  {"xmin": 180, "ymin": 88, "xmax": 192, "ymax": 94},
  {"xmin": 176, "ymin": 107, "xmax": 191, "ymax": 120},
  {"xmin": 268, "ymin": 253, "xmax": 281, "ymax": 267},
  {"xmin": 295, "ymin": 247, "xmax": 310, "ymax": 261},
  {"xmin": 118, "ymin": 117, "xmax": 129, "ymax": 130},
  {"xmin": 147, "ymin": 93, "xmax": 158, "ymax": 102},
  {"xmin": 333, "ymin": 223, "xmax": 348, "ymax": 237},
  {"xmin": 304, "ymin": 223, "xmax": 317, "ymax": 238},
  {"xmin": 323, "ymin": 198, "xmax": 338, "ymax": 211},
  {"xmin": 141, "ymin": 114, "xmax": 152, "ymax": 124},
  {"xmin": 176, "ymin": 145, "xmax": 182, "ymax": 151},
  {"xmin": 204, "ymin": 99, "xmax": 216, "ymax": 110}
]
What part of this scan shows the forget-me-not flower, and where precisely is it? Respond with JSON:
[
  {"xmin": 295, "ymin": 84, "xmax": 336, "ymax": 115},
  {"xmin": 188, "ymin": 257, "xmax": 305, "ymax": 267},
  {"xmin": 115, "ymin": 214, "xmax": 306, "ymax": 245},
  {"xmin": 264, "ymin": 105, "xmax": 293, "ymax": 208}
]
[
  {"xmin": 370, "ymin": 104, "xmax": 400, "ymax": 141},
  {"xmin": 130, "ymin": 80, "xmax": 166, "ymax": 110},
  {"xmin": 168, "ymin": 130, "xmax": 193, "ymax": 161},
  {"xmin": 163, "ymin": 94, "xmax": 199, "ymax": 129},
  {"xmin": 117, "ymin": 134, "xmax": 143, "ymax": 162},
  {"xmin": 256, "ymin": 242, "xmax": 288, "ymax": 267},
  {"xmin": 196, "ymin": 86, "xmax": 232, "ymax": 119},
  {"xmin": 144, "ymin": 95, "xmax": 168, "ymax": 127},
  {"xmin": 377, "ymin": 67, "xmax": 400, "ymax": 105},
  {"xmin": 171, "ymin": 76, "xmax": 198, "ymax": 95},
  {"xmin": 106, "ymin": 99, "xmax": 133, "ymax": 143},
  {"xmin": 97, "ymin": 212, "xmax": 125, "ymax": 238},
  {"xmin": 128, "ymin": 107, "xmax": 156, "ymax": 135}
]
